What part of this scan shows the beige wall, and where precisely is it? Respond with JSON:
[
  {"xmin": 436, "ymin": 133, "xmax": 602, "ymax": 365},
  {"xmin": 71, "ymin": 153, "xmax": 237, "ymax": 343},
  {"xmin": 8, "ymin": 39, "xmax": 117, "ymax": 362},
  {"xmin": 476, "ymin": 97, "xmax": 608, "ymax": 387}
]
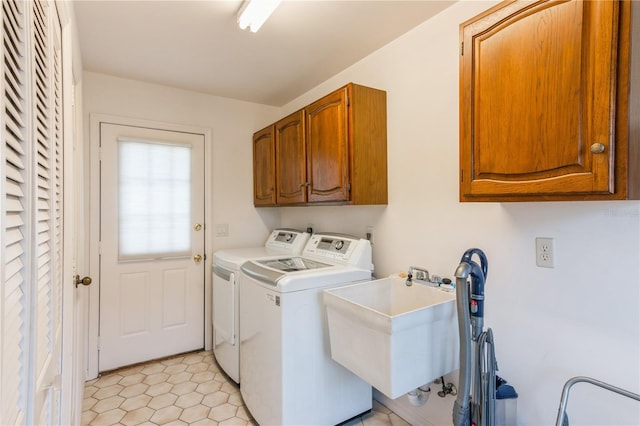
[
  {"xmin": 279, "ymin": 1, "xmax": 640, "ymax": 424},
  {"xmin": 82, "ymin": 71, "xmax": 282, "ymax": 252}
]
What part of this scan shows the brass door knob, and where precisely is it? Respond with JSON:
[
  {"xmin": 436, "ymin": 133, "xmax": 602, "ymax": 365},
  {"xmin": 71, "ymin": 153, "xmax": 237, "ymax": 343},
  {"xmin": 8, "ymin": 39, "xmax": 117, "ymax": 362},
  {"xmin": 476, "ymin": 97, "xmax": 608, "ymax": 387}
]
[
  {"xmin": 74, "ymin": 275, "xmax": 92, "ymax": 288},
  {"xmin": 194, "ymin": 254, "xmax": 203, "ymax": 263},
  {"xmin": 194, "ymin": 223, "xmax": 202, "ymax": 231}
]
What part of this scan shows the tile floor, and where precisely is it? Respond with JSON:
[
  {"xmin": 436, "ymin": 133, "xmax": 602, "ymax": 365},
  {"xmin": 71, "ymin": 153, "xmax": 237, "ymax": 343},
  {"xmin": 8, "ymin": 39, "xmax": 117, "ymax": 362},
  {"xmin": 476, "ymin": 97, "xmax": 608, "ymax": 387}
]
[{"xmin": 82, "ymin": 350, "xmax": 410, "ymax": 426}]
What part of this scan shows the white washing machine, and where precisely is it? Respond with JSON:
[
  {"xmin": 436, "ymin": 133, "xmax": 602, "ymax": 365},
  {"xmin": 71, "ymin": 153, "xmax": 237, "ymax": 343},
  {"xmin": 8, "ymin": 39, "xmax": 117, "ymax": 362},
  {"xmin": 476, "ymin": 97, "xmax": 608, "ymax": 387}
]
[
  {"xmin": 240, "ymin": 233, "xmax": 374, "ymax": 425},
  {"xmin": 212, "ymin": 229, "xmax": 310, "ymax": 383}
]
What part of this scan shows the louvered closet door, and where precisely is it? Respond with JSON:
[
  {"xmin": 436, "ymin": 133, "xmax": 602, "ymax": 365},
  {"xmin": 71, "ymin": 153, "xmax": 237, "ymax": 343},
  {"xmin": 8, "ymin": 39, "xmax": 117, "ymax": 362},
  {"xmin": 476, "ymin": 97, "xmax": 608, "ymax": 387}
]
[
  {"xmin": 1, "ymin": 0, "xmax": 29, "ymax": 424},
  {"xmin": 31, "ymin": 0, "xmax": 63, "ymax": 424},
  {"xmin": 1, "ymin": 0, "xmax": 64, "ymax": 424}
]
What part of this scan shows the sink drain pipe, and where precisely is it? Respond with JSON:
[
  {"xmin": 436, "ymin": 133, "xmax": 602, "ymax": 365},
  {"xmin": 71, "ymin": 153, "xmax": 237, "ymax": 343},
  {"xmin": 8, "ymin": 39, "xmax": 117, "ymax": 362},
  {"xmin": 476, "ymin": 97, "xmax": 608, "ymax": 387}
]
[{"xmin": 407, "ymin": 384, "xmax": 431, "ymax": 406}]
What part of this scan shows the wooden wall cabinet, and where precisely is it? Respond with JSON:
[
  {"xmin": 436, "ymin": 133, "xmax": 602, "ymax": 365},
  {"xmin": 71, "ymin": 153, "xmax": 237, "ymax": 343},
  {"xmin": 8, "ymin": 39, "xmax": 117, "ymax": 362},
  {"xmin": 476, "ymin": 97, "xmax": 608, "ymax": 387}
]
[
  {"xmin": 253, "ymin": 83, "xmax": 388, "ymax": 206},
  {"xmin": 275, "ymin": 110, "xmax": 306, "ymax": 205},
  {"xmin": 252, "ymin": 126, "xmax": 276, "ymax": 206},
  {"xmin": 305, "ymin": 88, "xmax": 351, "ymax": 203},
  {"xmin": 460, "ymin": 0, "xmax": 638, "ymax": 201}
]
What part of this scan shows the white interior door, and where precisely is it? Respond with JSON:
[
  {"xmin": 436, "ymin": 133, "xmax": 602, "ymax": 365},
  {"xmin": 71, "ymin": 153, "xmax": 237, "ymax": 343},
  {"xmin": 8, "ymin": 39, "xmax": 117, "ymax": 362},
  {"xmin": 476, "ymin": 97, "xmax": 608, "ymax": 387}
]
[
  {"xmin": 2, "ymin": 0, "xmax": 66, "ymax": 423},
  {"xmin": 32, "ymin": 1, "xmax": 64, "ymax": 423},
  {"xmin": 98, "ymin": 123, "xmax": 205, "ymax": 372}
]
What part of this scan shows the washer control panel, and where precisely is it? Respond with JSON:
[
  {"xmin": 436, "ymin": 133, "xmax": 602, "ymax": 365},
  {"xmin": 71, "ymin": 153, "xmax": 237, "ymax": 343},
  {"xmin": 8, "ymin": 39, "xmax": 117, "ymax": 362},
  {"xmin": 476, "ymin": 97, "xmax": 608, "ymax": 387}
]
[
  {"xmin": 265, "ymin": 229, "xmax": 310, "ymax": 252},
  {"xmin": 303, "ymin": 234, "xmax": 360, "ymax": 262}
]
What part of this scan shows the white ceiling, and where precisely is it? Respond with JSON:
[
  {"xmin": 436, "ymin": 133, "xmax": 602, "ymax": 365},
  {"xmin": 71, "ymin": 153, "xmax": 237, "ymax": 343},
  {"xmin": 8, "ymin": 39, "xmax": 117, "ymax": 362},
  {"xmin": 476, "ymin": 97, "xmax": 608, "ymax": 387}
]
[{"xmin": 73, "ymin": 0, "xmax": 454, "ymax": 106}]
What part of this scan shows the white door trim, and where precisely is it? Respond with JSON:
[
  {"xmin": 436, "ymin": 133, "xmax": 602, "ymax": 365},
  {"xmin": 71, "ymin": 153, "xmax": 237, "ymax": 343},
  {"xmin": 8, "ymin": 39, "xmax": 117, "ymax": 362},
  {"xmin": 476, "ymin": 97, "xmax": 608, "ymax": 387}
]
[
  {"xmin": 87, "ymin": 113, "xmax": 213, "ymax": 379},
  {"xmin": 59, "ymin": 39, "xmax": 84, "ymax": 426}
]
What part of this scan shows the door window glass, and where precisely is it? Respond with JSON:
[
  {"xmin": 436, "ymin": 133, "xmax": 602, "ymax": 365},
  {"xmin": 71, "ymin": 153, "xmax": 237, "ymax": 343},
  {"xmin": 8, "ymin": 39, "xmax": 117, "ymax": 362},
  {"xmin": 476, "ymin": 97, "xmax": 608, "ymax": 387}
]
[{"xmin": 118, "ymin": 139, "xmax": 191, "ymax": 259}]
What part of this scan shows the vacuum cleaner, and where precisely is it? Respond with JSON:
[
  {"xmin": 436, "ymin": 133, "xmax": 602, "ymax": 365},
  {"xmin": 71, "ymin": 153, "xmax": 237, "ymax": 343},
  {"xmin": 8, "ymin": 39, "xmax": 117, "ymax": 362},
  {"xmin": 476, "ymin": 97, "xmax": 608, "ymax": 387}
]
[{"xmin": 452, "ymin": 248, "xmax": 498, "ymax": 426}]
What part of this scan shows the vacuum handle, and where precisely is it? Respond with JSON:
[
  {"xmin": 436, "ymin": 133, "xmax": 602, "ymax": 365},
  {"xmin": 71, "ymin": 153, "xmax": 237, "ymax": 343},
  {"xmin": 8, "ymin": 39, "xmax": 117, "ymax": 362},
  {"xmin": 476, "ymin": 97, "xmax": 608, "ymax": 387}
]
[
  {"xmin": 461, "ymin": 248, "xmax": 488, "ymax": 280},
  {"xmin": 459, "ymin": 249, "xmax": 488, "ymax": 340}
]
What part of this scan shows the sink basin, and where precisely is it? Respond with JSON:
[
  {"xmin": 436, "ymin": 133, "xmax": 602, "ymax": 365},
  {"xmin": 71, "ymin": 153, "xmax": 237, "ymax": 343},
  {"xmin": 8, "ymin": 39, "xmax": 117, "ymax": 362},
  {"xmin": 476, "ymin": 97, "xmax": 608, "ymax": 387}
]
[{"xmin": 324, "ymin": 275, "xmax": 459, "ymax": 399}]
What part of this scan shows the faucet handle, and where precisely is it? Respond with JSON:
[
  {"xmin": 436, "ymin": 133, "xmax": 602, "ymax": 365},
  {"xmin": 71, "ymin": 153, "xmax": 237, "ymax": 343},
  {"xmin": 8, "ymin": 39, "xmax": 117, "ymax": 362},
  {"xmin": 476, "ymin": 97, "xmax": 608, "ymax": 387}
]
[{"xmin": 405, "ymin": 267, "xmax": 414, "ymax": 286}]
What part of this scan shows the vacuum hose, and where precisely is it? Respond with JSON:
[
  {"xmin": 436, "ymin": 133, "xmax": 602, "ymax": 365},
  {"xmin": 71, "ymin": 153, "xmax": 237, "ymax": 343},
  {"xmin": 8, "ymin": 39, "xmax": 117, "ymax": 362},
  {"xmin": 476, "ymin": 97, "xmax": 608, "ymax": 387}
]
[
  {"xmin": 475, "ymin": 328, "xmax": 496, "ymax": 426},
  {"xmin": 453, "ymin": 262, "xmax": 472, "ymax": 426},
  {"xmin": 452, "ymin": 248, "xmax": 489, "ymax": 426}
]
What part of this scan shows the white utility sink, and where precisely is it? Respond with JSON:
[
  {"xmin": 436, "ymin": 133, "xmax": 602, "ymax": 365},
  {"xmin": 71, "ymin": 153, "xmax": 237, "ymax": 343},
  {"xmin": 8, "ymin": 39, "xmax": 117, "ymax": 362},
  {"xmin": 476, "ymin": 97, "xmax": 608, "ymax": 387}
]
[{"xmin": 324, "ymin": 275, "xmax": 459, "ymax": 399}]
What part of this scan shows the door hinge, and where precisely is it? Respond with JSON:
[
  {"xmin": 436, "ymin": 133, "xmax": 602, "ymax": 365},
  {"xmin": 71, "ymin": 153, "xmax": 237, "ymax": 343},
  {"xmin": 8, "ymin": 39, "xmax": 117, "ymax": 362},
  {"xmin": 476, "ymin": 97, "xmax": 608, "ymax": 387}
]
[
  {"xmin": 461, "ymin": 169, "xmax": 464, "ymax": 182},
  {"xmin": 346, "ymin": 96, "xmax": 350, "ymax": 108},
  {"xmin": 461, "ymin": 42, "xmax": 464, "ymax": 56},
  {"xmin": 97, "ymin": 336, "xmax": 101, "ymax": 350},
  {"xmin": 98, "ymin": 241, "xmax": 103, "ymax": 255},
  {"xmin": 347, "ymin": 182, "xmax": 351, "ymax": 192}
]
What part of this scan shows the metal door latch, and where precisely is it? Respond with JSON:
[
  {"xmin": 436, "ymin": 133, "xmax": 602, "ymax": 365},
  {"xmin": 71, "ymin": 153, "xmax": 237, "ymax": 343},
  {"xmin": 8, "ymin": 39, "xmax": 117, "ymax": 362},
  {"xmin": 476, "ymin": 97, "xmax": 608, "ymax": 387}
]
[{"xmin": 74, "ymin": 275, "xmax": 92, "ymax": 288}]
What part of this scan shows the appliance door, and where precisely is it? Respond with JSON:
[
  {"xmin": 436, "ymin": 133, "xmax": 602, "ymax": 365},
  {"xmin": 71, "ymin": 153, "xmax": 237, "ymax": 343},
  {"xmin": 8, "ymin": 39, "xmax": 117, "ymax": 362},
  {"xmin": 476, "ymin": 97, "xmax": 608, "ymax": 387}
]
[
  {"xmin": 240, "ymin": 257, "xmax": 331, "ymax": 288},
  {"xmin": 213, "ymin": 264, "xmax": 239, "ymax": 383},
  {"xmin": 240, "ymin": 272, "xmax": 283, "ymax": 425}
]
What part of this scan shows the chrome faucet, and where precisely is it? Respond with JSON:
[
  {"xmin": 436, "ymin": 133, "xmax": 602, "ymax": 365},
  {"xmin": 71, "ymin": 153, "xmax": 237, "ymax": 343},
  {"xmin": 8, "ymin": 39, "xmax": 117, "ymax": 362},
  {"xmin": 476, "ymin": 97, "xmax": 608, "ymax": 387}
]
[{"xmin": 406, "ymin": 266, "xmax": 430, "ymax": 286}]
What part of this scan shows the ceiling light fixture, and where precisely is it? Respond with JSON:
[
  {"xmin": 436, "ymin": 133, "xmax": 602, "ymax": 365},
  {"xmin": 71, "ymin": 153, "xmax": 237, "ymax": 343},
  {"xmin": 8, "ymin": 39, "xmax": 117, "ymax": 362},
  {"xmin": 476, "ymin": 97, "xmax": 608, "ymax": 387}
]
[{"xmin": 237, "ymin": 0, "xmax": 282, "ymax": 33}]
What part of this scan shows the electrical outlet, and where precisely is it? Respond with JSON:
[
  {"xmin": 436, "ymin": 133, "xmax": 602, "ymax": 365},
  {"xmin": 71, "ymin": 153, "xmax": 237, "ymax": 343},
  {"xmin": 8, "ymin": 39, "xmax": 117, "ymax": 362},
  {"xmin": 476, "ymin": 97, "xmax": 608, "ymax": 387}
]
[
  {"xmin": 536, "ymin": 237, "xmax": 554, "ymax": 268},
  {"xmin": 366, "ymin": 226, "xmax": 374, "ymax": 244}
]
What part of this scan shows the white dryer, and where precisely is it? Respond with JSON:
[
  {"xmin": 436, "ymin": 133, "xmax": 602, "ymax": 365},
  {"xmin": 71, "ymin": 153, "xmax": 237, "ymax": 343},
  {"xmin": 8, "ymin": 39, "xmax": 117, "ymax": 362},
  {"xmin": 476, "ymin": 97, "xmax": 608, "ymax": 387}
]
[
  {"xmin": 239, "ymin": 233, "xmax": 374, "ymax": 426},
  {"xmin": 212, "ymin": 229, "xmax": 309, "ymax": 383}
]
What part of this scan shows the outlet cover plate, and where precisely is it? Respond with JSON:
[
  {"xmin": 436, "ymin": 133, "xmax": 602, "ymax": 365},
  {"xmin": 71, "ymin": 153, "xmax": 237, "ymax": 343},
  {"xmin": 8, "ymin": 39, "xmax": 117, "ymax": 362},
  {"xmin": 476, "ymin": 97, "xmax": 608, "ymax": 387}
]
[{"xmin": 536, "ymin": 237, "xmax": 554, "ymax": 268}]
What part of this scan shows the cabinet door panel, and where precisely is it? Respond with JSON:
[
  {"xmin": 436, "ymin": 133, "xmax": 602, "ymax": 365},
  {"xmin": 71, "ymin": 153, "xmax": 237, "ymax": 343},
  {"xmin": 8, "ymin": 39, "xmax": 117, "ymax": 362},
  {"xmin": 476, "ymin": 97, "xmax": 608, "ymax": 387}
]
[
  {"xmin": 306, "ymin": 89, "xmax": 349, "ymax": 203},
  {"xmin": 253, "ymin": 127, "xmax": 276, "ymax": 206},
  {"xmin": 460, "ymin": 0, "xmax": 620, "ymax": 199},
  {"xmin": 275, "ymin": 110, "xmax": 306, "ymax": 204}
]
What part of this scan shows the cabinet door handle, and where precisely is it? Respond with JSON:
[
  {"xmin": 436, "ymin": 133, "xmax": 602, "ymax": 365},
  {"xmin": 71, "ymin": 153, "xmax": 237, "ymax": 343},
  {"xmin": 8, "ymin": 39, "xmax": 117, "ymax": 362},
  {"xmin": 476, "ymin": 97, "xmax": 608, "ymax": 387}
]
[{"xmin": 590, "ymin": 143, "xmax": 606, "ymax": 154}]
